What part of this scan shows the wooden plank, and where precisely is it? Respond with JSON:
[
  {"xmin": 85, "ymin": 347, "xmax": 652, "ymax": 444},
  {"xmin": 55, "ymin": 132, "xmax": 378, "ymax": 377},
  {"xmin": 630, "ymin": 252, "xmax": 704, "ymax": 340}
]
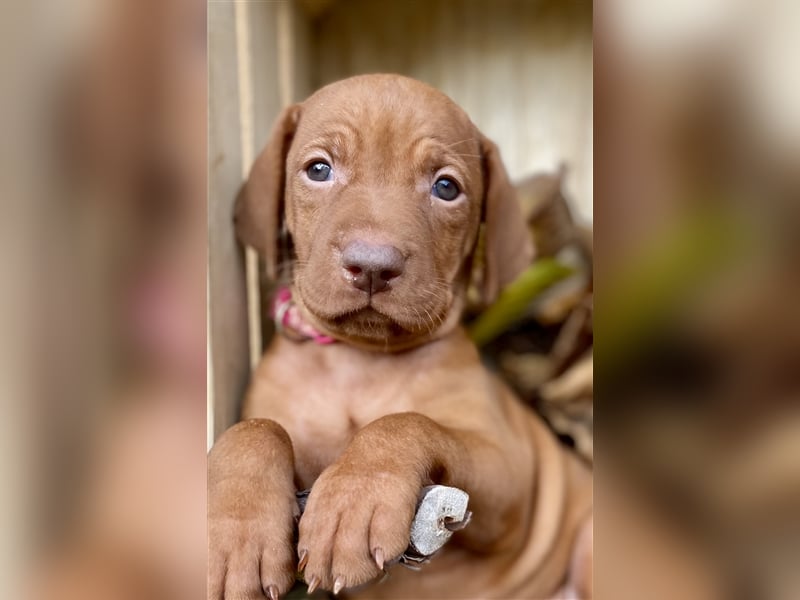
[
  {"xmin": 208, "ymin": 1, "xmax": 249, "ymax": 443},
  {"xmin": 208, "ymin": 1, "xmax": 310, "ymax": 443}
]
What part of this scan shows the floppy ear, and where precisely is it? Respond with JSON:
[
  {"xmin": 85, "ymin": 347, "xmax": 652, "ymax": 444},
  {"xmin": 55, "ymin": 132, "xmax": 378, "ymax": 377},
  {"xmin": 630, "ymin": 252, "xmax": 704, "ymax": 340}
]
[
  {"xmin": 233, "ymin": 104, "xmax": 301, "ymax": 279},
  {"xmin": 478, "ymin": 134, "xmax": 535, "ymax": 304}
]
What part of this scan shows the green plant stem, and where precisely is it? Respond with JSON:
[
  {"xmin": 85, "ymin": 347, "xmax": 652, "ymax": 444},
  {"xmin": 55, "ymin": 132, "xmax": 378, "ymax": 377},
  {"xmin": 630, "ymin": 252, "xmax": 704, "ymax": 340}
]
[{"xmin": 468, "ymin": 258, "xmax": 575, "ymax": 346}]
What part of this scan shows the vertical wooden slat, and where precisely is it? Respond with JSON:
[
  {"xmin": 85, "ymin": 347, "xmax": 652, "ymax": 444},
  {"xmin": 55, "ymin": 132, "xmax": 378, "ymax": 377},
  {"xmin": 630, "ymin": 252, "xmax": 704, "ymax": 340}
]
[
  {"xmin": 235, "ymin": 1, "xmax": 263, "ymax": 372},
  {"xmin": 208, "ymin": 0, "xmax": 249, "ymax": 444},
  {"xmin": 276, "ymin": 1, "xmax": 294, "ymax": 108},
  {"xmin": 209, "ymin": 1, "xmax": 308, "ymax": 445},
  {"xmin": 290, "ymin": 2, "xmax": 313, "ymax": 102}
]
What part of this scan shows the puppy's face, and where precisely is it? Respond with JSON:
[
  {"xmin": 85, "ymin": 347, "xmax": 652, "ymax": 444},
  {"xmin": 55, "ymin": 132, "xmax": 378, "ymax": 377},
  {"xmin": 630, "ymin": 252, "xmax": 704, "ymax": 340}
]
[
  {"xmin": 237, "ymin": 75, "xmax": 532, "ymax": 350},
  {"xmin": 285, "ymin": 78, "xmax": 483, "ymax": 348}
]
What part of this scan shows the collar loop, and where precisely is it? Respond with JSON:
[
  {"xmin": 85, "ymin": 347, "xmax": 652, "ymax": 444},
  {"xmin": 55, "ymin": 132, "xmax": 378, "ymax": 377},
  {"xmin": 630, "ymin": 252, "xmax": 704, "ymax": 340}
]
[{"xmin": 270, "ymin": 287, "xmax": 336, "ymax": 345}]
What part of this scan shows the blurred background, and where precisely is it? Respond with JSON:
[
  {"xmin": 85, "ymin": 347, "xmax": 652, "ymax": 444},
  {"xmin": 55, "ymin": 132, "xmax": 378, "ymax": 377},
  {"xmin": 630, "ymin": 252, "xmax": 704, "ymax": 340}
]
[
  {"xmin": 596, "ymin": 1, "xmax": 800, "ymax": 599},
  {"xmin": 1, "ymin": 0, "xmax": 206, "ymax": 598}
]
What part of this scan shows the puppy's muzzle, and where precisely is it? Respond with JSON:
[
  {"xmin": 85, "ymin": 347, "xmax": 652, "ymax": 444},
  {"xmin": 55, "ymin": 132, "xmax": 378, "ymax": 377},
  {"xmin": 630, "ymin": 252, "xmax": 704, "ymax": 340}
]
[{"xmin": 341, "ymin": 240, "xmax": 405, "ymax": 295}]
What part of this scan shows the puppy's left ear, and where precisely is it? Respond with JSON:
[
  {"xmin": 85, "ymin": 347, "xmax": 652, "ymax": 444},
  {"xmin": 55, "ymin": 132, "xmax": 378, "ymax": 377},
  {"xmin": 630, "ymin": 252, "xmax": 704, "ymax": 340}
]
[
  {"xmin": 234, "ymin": 104, "xmax": 301, "ymax": 280},
  {"xmin": 478, "ymin": 134, "xmax": 535, "ymax": 304}
]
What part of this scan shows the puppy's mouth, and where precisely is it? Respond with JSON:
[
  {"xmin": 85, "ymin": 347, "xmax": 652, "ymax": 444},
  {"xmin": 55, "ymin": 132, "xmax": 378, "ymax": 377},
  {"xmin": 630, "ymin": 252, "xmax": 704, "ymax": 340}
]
[
  {"xmin": 331, "ymin": 305, "xmax": 408, "ymax": 335},
  {"xmin": 309, "ymin": 298, "xmax": 420, "ymax": 335},
  {"xmin": 295, "ymin": 281, "xmax": 452, "ymax": 346}
]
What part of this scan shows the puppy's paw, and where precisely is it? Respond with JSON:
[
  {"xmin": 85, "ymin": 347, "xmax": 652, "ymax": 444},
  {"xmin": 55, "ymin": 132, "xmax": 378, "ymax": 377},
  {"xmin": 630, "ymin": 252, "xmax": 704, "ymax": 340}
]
[
  {"xmin": 208, "ymin": 488, "xmax": 298, "ymax": 600},
  {"xmin": 297, "ymin": 464, "xmax": 420, "ymax": 594}
]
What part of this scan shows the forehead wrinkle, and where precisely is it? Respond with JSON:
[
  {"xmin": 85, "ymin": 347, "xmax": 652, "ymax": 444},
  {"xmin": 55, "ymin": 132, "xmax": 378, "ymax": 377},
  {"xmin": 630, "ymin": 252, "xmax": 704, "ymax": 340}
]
[
  {"xmin": 297, "ymin": 121, "xmax": 362, "ymax": 158},
  {"xmin": 410, "ymin": 138, "xmax": 480, "ymax": 185}
]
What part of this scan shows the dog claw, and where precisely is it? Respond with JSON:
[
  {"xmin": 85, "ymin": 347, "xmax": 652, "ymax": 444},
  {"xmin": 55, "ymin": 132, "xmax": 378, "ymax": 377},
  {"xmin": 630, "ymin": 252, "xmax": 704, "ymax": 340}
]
[
  {"xmin": 266, "ymin": 585, "xmax": 279, "ymax": 600},
  {"xmin": 373, "ymin": 547, "xmax": 385, "ymax": 570},
  {"xmin": 307, "ymin": 576, "xmax": 319, "ymax": 595},
  {"xmin": 333, "ymin": 577, "xmax": 344, "ymax": 595},
  {"xmin": 298, "ymin": 549, "xmax": 308, "ymax": 571}
]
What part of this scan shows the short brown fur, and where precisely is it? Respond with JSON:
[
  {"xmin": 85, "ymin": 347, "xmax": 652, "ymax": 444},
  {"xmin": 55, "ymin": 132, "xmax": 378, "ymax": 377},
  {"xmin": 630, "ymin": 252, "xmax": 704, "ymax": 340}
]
[{"xmin": 211, "ymin": 74, "xmax": 592, "ymax": 599}]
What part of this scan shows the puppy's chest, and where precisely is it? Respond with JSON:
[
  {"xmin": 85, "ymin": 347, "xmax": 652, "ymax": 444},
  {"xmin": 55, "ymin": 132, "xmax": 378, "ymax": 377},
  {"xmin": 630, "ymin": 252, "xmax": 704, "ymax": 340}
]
[
  {"xmin": 264, "ymin": 347, "xmax": 429, "ymax": 485},
  {"xmin": 284, "ymin": 351, "xmax": 420, "ymax": 425}
]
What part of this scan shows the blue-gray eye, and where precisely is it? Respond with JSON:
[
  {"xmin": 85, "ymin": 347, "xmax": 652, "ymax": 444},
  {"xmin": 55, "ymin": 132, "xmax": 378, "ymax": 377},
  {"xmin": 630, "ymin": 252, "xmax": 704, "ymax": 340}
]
[
  {"xmin": 306, "ymin": 161, "xmax": 332, "ymax": 181},
  {"xmin": 432, "ymin": 177, "xmax": 460, "ymax": 201}
]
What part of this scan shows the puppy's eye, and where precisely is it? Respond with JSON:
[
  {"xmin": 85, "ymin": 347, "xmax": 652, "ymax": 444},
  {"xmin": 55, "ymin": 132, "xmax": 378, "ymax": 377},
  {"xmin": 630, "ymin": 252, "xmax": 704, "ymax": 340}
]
[
  {"xmin": 306, "ymin": 161, "xmax": 332, "ymax": 182},
  {"xmin": 432, "ymin": 177, "xmax": 460, "ymax": 201}
]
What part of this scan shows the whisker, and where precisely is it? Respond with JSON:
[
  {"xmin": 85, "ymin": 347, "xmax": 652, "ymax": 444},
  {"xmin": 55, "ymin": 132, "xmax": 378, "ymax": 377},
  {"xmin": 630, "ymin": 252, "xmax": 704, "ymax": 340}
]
[{"xmin": 443, "ymin": 137, "xmax": 477, "ymax": 149}]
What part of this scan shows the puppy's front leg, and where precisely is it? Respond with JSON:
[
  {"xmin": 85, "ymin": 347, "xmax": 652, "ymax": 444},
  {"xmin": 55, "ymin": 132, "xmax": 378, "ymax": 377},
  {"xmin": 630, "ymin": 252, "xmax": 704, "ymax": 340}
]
[
  {"xmin": 208, "ymin": 419, "xmax": 299, "ymax": 600},
  {"xmin": 298, "ymin": 412, "xmax": 521, "ymax": 594}
]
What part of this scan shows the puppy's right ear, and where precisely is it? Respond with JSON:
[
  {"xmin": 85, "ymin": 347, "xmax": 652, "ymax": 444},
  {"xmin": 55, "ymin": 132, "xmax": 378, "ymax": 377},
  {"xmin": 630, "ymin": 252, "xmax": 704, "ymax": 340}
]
[
  {"xmin": 477, "ymin": 134, "xmax": 535, "ymax": 305},
  {"xmin": 234, "ymin": 104, "xmax": 301, "ymax": 279}
]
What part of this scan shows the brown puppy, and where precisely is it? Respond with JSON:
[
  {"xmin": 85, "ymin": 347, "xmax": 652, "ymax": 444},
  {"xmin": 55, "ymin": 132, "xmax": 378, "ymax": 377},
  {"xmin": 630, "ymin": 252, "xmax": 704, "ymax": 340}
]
[{"xmin": 209, "ymin": 74, "xmax": 592, "ymax": 600}]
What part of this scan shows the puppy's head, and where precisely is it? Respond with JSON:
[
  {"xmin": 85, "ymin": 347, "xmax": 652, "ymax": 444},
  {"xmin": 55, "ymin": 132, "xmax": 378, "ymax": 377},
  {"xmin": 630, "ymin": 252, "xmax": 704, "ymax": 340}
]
[{"xmin": 236, "ymin": 74, "xmax": 532, "ymax": 350}]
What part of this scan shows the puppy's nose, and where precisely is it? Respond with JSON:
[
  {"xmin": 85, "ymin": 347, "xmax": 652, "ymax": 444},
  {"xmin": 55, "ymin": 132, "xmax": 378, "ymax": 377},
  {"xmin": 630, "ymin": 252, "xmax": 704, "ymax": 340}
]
[{"xmin": 341, "ymin": 240, "xmax": 405, "ymax": 294}]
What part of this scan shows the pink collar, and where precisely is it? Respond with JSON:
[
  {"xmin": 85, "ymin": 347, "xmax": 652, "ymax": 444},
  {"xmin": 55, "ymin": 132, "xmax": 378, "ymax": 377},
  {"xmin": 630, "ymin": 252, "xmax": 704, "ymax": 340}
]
[{"xmin": 270, "ymin": 287, "xmax": 337, "ymax": 345}]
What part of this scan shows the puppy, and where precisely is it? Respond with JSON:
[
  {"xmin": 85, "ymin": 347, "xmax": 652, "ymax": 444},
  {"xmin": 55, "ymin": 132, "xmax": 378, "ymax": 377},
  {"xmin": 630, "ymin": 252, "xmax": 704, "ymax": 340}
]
[{"xmin": 209, "ymin": 74, "xmax": 592, "ymax": 600}]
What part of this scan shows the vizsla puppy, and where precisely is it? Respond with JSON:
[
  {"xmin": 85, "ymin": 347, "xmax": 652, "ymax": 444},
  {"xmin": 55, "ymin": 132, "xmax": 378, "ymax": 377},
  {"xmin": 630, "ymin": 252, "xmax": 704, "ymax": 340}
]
[{"xmin": 209, "ymin": 74, "xmax": 592, "ymax": 600}]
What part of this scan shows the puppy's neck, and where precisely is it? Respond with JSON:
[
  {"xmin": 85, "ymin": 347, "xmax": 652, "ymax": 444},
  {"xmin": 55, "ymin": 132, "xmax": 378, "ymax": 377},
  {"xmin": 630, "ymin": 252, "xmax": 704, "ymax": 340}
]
[{"xmin": 270, "ymin": 286, "xmax": 336, "ymax": 345}]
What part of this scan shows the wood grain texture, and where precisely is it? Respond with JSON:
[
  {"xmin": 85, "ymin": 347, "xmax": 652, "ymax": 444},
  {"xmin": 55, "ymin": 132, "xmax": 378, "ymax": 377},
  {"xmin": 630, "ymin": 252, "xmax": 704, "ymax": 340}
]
[
  {"xmin": 209, "ymin": 1, "xmax": 248, "ymax": 441},
  {"xmin": 209, "ymin": 1, "xmax": 310, "ymax": 440}
]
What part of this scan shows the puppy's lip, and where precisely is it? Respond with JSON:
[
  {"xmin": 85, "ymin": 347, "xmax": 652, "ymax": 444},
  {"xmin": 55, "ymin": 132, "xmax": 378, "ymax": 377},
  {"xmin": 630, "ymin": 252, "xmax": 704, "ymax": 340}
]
[
  {"xmin": 308, "ymin": 301, "xmax": 394, "ymax": 328},
  {"xmin": 299, "ymin": 293, "xmax": 415, "ymax": 333},
  {"xmin": 295, "ymin": 279, "xmax": 452, "ymax": 336},
  {"xmin": 298, "ymin": 292, "xmax": 370, "ymax": 321},
  {"xmin": 322, "ymin": 303, "xmax": 440, "ymax": 337},
  {"xmin": 294, "ymin": 281, "xmax": 385, "ymax": 320},
  {"xmin": 333, "ymin": 306, "xmax": 390, "ymax": 325}
]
